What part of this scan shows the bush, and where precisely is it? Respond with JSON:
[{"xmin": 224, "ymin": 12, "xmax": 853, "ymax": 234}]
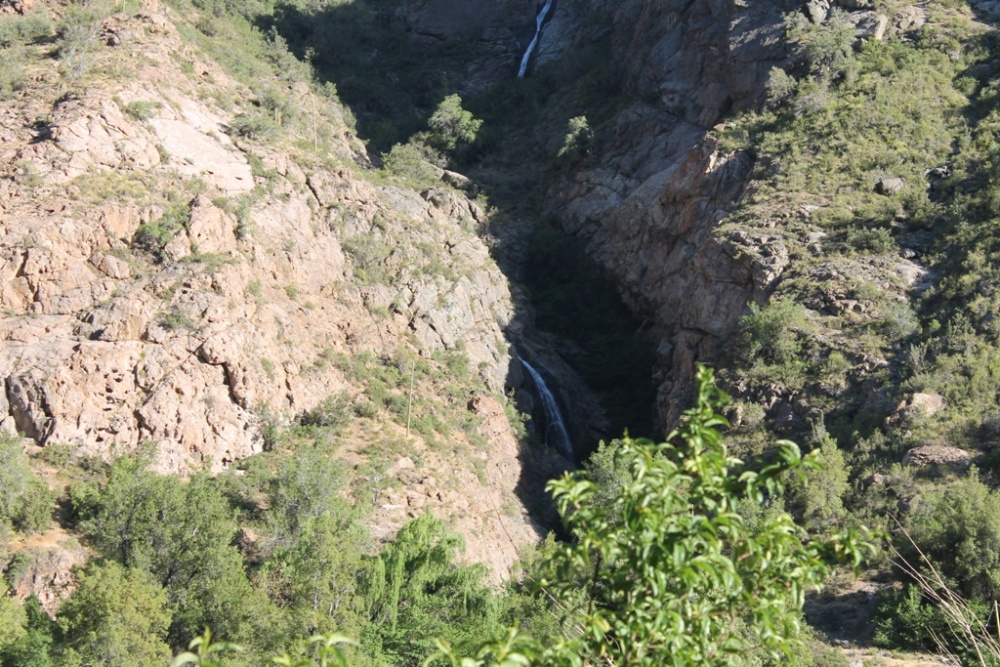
[
  {"xmin": 873, "ymin": 585, "xmax": 964, "ymax": 653},
  {"xmin": 427, "ymin": 94, "xmax": 482, "ymax": 156},
  {"xmin": 0, "ymin": 13, "xmax": 52, "ymax": 48},
  {"xmin": 787, "ymin": 424, "xmax": 850, "ymax": 534},
  {"xmin": 846, "ymin": 226, "xmax": 895, "ymax": 253},
  {"xmin": 78, "ymin": 453, "xmax": 270, "ymax": 648},
  {"xmin": 228, "ymin": 109, "xmax": 280, "ymax": 140},
  {"xmin": 133, "ymin": 206, "xmax": 189, "ymax": 261},
  {"xmin": 733, "ymin": 298, "xmax": 813, "ymax": 368},
  {"xmin": 900, "ymin": 473, "xmax": 1000, "ymax": 604},
  {"xmin": 382, "ymin": 141, "xmax": 441, "ymax": 184},
  {"xmin": 0, "ymin": 436, "xmax": 53, "ymax": 535},
  {"xmin": 0, "ymin": 55, "xmax": 25, "ymax": 101},
  {"xmin": 57, "ymin": 562, "xmax": 171, "ymax": 667},
  {"xmin": 228, "ymin": 88, "xmax": 296, "ymax": 140},
  {"xmin": 123, "ymin": 100, "xmax": 162, "ymax": 121},
  {"xmin": 765, "ymin": 67, "xmax": 797, "ymax": 108},
  {"xmin": 787, "ymin": 9, "xmax": 856, "ymax": 78},
  {"xmin": 57, "ymin": 5, "xmax": 103, "ymax": 81},
  {"xmin": 299, "ymin": 393, "xmax": 352, "ymax": 430},
  {"xmin": 556, "ymin": 115, "xmax": 593, "ymax": 161},
  {"xmin": 540, "ymin": 366, "xmax": 872, "ymax": 665}
]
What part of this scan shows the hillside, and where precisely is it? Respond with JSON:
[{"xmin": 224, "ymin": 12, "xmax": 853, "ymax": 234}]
[
  {"xmin": 3, "ymin": 0, "xmax": 1000, "ymax": 663},
  {"xmin": 0, "ymin": 0, "xmax": 553, "ymax": 597}
]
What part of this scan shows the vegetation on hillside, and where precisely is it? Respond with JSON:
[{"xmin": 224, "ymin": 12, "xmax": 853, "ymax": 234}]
[
  {"xmin": 7, "ymin": 0, "xmax": 1000, "ymax": 662},
  {"xmin": 1, "ymin": 369, "xmax": 870, "ymax": 666},
  {"xmin": 713, "ymin": 1, "xmax": 1000, "ymax": 657}
]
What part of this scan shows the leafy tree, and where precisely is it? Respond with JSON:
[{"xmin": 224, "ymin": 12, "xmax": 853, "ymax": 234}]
[
  {"xmin": 0, "ymin": 579, "xmax": 26, "ymax": 653},
  {"xmin": 538, "ymin": 365, "xmax": 870, "ymax": 666},
  {"xmin": 268, "ymin": 512, "xmax": 368, "ymax": 638},
  {"xmin": 787, "ymin": 423, "xmax": 850, "ymax": 534},
  {"xmin": 0, "ymin": 588, "xmax": 41, "ymax": 667},
  {"xmin": 78, "ymin": 452, "xmax": 276, "ymax": 650},
  {"xmin": 57, "ymin": 562, "xmax": 171, "ymax": 667},
  {"xmin": 0, "ymin": 435, "xmax": 54, "ymax": 536},
  {"xmin": 262, "ymin": 446, "xmax": 352, "ymax": 548},
  {"xmin": 170, "ymin": 368, "xmax": 870, "ymax": 666},
  {"xmin": 901, "ymin": 472, "xmax": 1000, "ymax": 604},
  {"xmin": 361, "ymin": 513, "xmax": 502, "ymax": 665},
  {"xmin": 427, "ymin": 94, "xmax": 482, "ymax": 156}
]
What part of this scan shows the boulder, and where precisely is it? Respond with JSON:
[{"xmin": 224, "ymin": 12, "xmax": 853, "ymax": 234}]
[
  {"xmin": 805, "ymin": 0, "xmax": 830, "ymax": 23},
  {"xmin": 848, "ymin": 11, "xmax": 889, "ymax": 41},
  {"xmin": 875, "ymin": 177, "xmax": 905, "ymax": 195},
  {"xmin": 902, "ymin": 445, "xmax": 972, "ymax": 471}
]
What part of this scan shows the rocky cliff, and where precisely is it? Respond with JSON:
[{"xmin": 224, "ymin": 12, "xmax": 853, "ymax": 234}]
[
  {"xmin": 0, "ymin": 0, "xmax": 540, "ymax": 580},
  {"xmin": 546, "ymin": 0, "xmax": 929, "ymax": 426}
]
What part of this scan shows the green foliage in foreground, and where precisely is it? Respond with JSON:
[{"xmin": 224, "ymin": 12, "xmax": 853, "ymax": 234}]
[
  {"xmin": 0, "ymin": 370, "xmax": 871, "ymax": 666},
  {"xmin": 164, "ymin": 366, "xmax": 872, "ymax": 667},
  {"xmin": 537, "ymin": 366, "xmax": 870, "ymax": 666}
]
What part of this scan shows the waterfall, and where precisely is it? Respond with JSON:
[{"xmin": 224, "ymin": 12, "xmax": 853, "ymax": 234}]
[
  {"xmin": 517, "ymin": 0, "xmax": 555, "ymax": 78},
  {"xmin": 519, "ymin": 356, "xmax": 573, "ymax": 459}
]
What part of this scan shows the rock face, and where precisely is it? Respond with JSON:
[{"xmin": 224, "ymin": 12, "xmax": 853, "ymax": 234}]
[
  {"xmin": 401, "ymin": 0, "xmax": 533, "ymax": 41},
  {"xmin": 0, "ymin": 2, "xmax": 538, "ymax": 579},
  {"xmin": 399, "ymin": 0, "xmax": 535, "ymax": 82},
  {"xmin": 547, "ymin": 0, "xmax": 906, "ymax": 425},
  {"xmin": 6, "ymin": 534, "xmax": 88, "ymax": 615},
  {"xmin": 611, "ymin": 0, "xmax": 801, "ymax": 127},
  {"xmin": 902, "ymin": 445, "xmax": 972, "ymax": 472}
]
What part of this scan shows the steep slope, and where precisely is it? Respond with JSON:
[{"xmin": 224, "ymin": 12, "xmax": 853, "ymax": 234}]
[
  {"xmin": 0, "ymin": 0, "xmax": 540, "ymax": 582},
  {"xmin": 521, "ymin": 0, "xmax": 1000, "ymax": 648}
]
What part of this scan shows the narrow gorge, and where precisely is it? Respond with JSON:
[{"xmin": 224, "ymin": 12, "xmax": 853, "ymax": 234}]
[{"xmin": 1, "ymin": 0, "xmax": 999, "ymax": 662}]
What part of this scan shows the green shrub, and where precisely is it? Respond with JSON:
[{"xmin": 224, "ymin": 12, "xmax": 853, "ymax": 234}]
[
  {"xmin": 360, "ymin": 513, "xmax": 501, "ymax": 664},
  {"xmin": 123, "ymin": 100, "xmax": 162, "ymax": 121},
  {"xmin": 540, "ymin": 366, "xmax": 872, "ymax": 665},
  {"xmin": 57, "ymin": 5, "xmax": 103, "ymax": 81},
  {"xmin": 353, "ymin": 400, "xmax": 378, "ymax": 419},
  {"xmin": 342, "ymin": 235, "xmax": 391, "ymax": 284},
  {"xmin": 382, "ymin": 141, "xmax": 440, "ymax": 183},
  {"xmin": 78, "ymin": 453, "xmax": 271, "ymax": 648},
  {"xmin": 787, "ymin": 424, "xmax": 850, "ymax": 534},
  {"xmin": 556, "ymin": 115, "xmax": 592, "ymax": 161},
  {"xmin": 764, "ymin": 67, "xmax": 797, "ymax": 108},
  {"xmin": 229, "ymin": 88, "xmax": 296, "ymax": 140},
  {"xmin": 133, "ymin": 206, "xmax": 189, "ymax": 261},
  {"xmin": 426, "ymin": 93, "xmax": 482, "ymax": 156},
  {"xmin": 733, "ymin": 298, "xmax": 812, "ymax": 367},
  {"xmin": 900, "ymin": 473, "xmax": 1000, "ymax": 604},
  {"xmin": 299, "ymin": 392, "xmax": 352, "ymax": 430},
  {"xmin": 0, "ymin": 13, "xmax": 52, "ymax": 48},
  {"xmin": 0, "ymin": 55, "xmax": 25, "ymax": 101},
  {"xmin": 787, "ymin": 9, "xmax": 856, "ymax": 77},
  {"xmin": 229, "ymin": 109, "xmax": 280, "ymax": 140},
  {"xmin": 873, "ymin": 585, "xmax": 968, "ymax": 653},
  {"xmin": 13, "ymin": 480, "xmax": 54, "ymax": 535},
  {"xmin": 57, "ymin": 562, "xmax": 172, "ymax": 667},
  {"xmin": 845, "ymin": 226, "xmax": 895, "ymax": 253},
  {"xmin": 0, "ymin": 436, "xmax": 53, "ymax": 535},
  {"xmin": 157, "ymin": 306, "xmax": 195, "ymax": 331}
]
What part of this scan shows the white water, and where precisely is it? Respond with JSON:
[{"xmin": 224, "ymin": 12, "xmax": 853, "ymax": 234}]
[
  {"xmin": 517, "ymin": 0, "xmax": 555, "ymax": 78},
  {"xmin": 520, "ymin": 357, "xmax": 573, "ymax": 459}
]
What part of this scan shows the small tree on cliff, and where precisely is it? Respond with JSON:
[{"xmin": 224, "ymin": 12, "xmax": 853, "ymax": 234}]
[{"xmin": 426, "ymin": 94, "xmax": 482, "ymax": 158}]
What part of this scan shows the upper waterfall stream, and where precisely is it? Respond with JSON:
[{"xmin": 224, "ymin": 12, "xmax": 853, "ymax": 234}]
[
  {"xmin": 517, "ymin": 0, "xmax": 555, "ymax": 78},
  {"xmin": 519, "ymin": 356, "xmax": 574, "ymax": 460}
]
